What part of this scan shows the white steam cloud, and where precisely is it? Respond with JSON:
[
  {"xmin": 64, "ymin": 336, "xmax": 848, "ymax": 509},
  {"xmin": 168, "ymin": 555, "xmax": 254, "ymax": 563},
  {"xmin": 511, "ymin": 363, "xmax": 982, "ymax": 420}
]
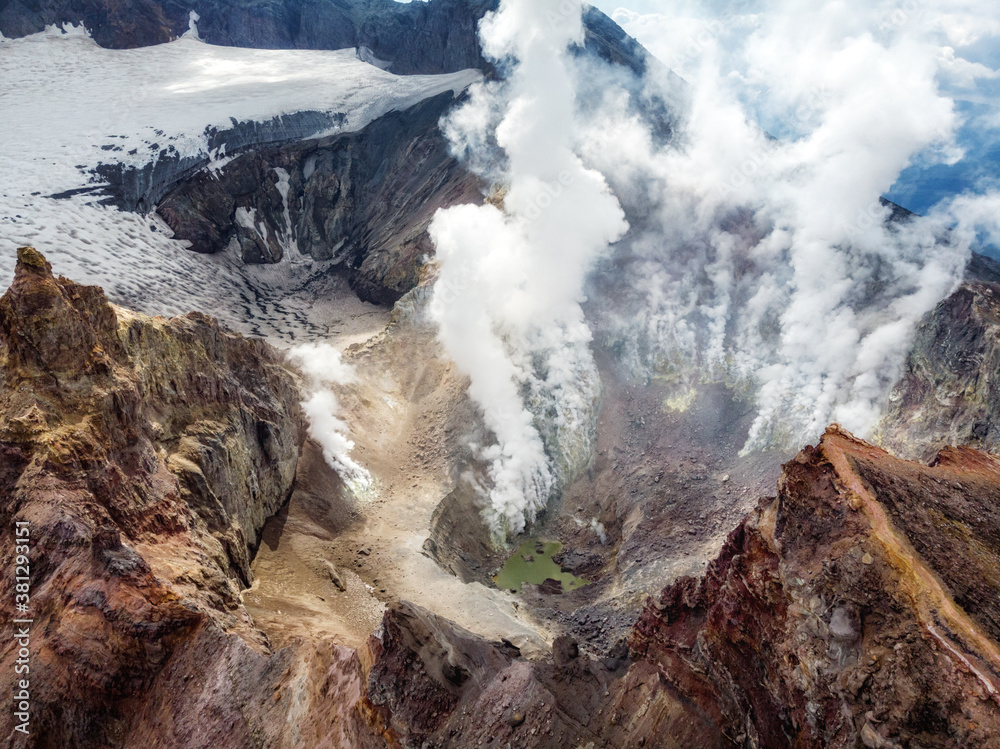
[
  {"xmin": 287, "ymin": 343, "xmax": 372, "ymax": 494},
  {"xmin": 429, "ymin": 0, "xmax": 628, "ymax": 537},
  {"xmin": 581, "ymin": 0, "xmax": 1000, "ymax": 448},
  {"xmin": 431, "ymin": 0, "xmax": 1000, "ymax": 534}
]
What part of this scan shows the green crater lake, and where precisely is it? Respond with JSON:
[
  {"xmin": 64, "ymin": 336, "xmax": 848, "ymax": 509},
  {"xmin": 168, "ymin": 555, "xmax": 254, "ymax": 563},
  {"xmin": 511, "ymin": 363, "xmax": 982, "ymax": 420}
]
[{"xmin": 493, "ymin": 540, "xmax": 589, "ymax": 594}]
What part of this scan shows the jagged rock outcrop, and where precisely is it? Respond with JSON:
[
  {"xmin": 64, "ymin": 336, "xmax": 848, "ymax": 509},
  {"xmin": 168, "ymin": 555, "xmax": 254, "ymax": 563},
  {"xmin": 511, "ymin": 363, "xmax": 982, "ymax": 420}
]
[
  {"xmin": 5, "ymin": 248, "xmax": 1000, "ymax": 749},
  {"xmin": 0, "ymin": 248, "xmax": 377, "ymax": 748},
  {"xmin": 362, "ymin": 426, "xmax": 1000, "ymax": 748},
  {"xmin": 0, "ymin": 0, "xmax": 649, "ymax": 77},
  {"xmin": 632, "ymin": 426, "xmax": 1000, "ymax": 748},
  {"xmin": 157, "ymin": 92, "xmax": 481, "ymax": 304},
  {"xmin": 361, "ymin": 600, "xmax": 730, "ymax": 749},
  {"xmin": 876, "ymin": 262, "xmax": 1000, "ymax": 462}
]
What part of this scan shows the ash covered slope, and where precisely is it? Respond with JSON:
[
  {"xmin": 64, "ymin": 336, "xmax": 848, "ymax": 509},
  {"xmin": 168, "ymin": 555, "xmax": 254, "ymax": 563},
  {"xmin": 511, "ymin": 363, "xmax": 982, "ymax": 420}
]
[{"xmin": 0, "ymin": 249, "xmax": 376, "ymax": 748}]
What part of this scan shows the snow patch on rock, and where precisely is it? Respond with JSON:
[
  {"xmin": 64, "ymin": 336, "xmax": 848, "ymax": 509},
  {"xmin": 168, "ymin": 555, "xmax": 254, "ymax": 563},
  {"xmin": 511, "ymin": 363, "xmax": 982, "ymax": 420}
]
[{"xmin": 0, "ymin": 28, "xmax": 480, "ymax": 340}]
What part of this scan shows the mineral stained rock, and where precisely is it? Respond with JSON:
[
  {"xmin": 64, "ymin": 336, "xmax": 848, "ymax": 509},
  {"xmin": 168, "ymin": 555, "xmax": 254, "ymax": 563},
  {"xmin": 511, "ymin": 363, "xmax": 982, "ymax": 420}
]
[
  {"xmin": 0, "ymin": 0, "xmax": 648, "ymax": 78},
  {"xmin": 5, "ymin": 250, "xmax": 1000, "ymax": 748},
  {"xmin": 632, "ymin": 425, "xmax": 1000, "ymax": 748},
  {"xmin": 362, "ymin": 426, "xmax": 1000, "ymax": 748},
  {"xmin": 0, "ymin": 249, "xmax": 374, "ymax": 748}
]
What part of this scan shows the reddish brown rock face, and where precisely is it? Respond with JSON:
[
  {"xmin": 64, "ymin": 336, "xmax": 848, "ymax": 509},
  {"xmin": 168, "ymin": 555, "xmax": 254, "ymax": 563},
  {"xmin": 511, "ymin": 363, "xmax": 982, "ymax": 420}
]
[
  {"xmin": 0, "ymin": 247, "xmax": 117, "ymax": 377},
  {"xmin": 0, "ymin": 248, "xmax": 377, "ymax": 748},
  {"xmin": 5, "ymin": 248, "xmax": 1000, "ymax": 749},
  {"xmin": 361, "ymin": 600, "xmax": 732, "ymax": 749},
  {"xmin": 356, "ymin": 426, "xmax": 1000, "ymax": 748},
  {"xmin": 632, "ymin": 426, "xmax": 1000, "ymax": 748}
]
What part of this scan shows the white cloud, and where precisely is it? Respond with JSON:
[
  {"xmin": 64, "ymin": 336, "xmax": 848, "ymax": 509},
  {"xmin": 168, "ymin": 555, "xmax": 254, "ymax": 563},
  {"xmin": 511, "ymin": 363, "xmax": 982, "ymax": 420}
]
[
  {"xmin": 934, "ymin": 13, "xmax": 1000, "ymax": 48},
  {"xmin": 936, "ymin": 46, "xmax": 1000, "ymax": 89}
]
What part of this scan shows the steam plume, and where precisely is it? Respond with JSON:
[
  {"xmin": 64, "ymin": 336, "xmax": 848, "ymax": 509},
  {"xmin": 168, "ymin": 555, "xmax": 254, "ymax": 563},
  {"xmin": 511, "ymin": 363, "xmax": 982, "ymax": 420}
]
[
  {"xmin": 287, "ymin": 343, "xmax": 372, "ymax": 494},
  {"xmin": 580, "ymin": 0, "xmax": 996, "ymax": 449},
  {"xmin": 429, "ymin": 0, "xmax": 628, "ymax": 536},
  {"xmin": 431, "ymin": 0, "xmax": 1000, "ymax": 535}
]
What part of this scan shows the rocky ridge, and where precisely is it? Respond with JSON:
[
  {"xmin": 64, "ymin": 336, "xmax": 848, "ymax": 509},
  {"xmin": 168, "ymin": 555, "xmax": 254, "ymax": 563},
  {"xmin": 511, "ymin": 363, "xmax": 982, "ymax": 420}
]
[
  {"xmin": 0, "ymin": 248, "xmax": 375, "ymax": 748},
  {"xmin": 0, "ymin": 0, "xmax": 492, "ymax": 73},
  {"xmin": 0, "ymin": 0, "xmax": 649, "ymax": 76},
  {"xmin": 4, "ymin": 251, "xmax": 1000, "ymax": 747},
  {"xmin": 631, "ymin": 425, "xmax": 1000, "ymax": 748},
  {"xmin": 361, "ymin": 427, "xmax": 1000, "ymax": 748}
]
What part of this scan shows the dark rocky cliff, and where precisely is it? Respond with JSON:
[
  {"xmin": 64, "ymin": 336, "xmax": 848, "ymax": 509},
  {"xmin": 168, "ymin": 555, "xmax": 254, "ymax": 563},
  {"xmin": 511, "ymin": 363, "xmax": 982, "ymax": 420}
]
[
  {"xmin": 155, "ymin": 91, "xmax": 482, "ymax": 305},
  {"xmin": 875, "ymin": 253, "xmax": 1000, "ymax": 461},
  {"xmin": 0, "ymin": 0, "xmax": 491, "ymax": 73},
  {"xmin": 94, "ymin": 110, "xmax": 346, "ymax": 215},
  {"xmin": 0, "ymin": 0, "xmax": 648, "ymax": 76}
]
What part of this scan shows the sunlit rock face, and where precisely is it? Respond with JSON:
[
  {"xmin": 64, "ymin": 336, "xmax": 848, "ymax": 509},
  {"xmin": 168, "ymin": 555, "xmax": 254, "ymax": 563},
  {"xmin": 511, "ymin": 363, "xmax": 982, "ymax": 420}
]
[
  {"xmin": 632, "ymin": 426, "xmax": 1000, "ymax": 749},
  {"xmin": 0, "ymin": 248, "xmax": 359, "ymax": 748},
  {"xmin": 358, "ymin": 426, "xmax": 1000, "ymax": 747},
  {"xmin": 0, "ymin": 247, "xmax": 301, "ymax": 580},
  {"xmin": 4, "ymin": 2, "xmax": 1000, "ymax": 747}
]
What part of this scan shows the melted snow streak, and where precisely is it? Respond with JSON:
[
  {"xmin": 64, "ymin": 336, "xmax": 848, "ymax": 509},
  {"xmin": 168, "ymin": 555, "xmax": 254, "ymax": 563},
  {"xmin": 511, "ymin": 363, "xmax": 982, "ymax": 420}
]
[{"xmin": 0, "ymin": 24, "xmax": 479, "ymax": 341}]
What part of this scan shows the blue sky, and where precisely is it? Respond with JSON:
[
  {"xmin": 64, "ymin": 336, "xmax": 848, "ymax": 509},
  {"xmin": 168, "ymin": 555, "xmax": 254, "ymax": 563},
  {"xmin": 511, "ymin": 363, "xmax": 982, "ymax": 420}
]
[{"xmin": 887, "ymin": 74, "xmax": 1000, "ymax": 215}]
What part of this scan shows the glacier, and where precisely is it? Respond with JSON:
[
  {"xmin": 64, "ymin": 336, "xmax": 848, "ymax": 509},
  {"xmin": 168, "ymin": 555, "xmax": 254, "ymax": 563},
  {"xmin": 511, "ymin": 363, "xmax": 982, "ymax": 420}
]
[{"xmin": 0, "ymin": 23, "xmax": 480, "ymax": 341}]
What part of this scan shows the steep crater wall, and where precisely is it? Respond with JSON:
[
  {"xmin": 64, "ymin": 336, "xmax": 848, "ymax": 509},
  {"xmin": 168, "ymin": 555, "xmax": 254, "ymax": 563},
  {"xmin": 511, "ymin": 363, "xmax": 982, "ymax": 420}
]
[
  {"xmin": 876, "ymin": 254, "xmax": 1000, "ymax": 461},
  {"xmin": 93, "ymin": 110, "xmax": 346, "ymax": 214},
  {"xmin": 0, "ymin": 247, "xmax": 354, "ymax": 748},
  {"xmin": 156, "ymin": 91, "xmax": 483, "ymax": 305}
]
